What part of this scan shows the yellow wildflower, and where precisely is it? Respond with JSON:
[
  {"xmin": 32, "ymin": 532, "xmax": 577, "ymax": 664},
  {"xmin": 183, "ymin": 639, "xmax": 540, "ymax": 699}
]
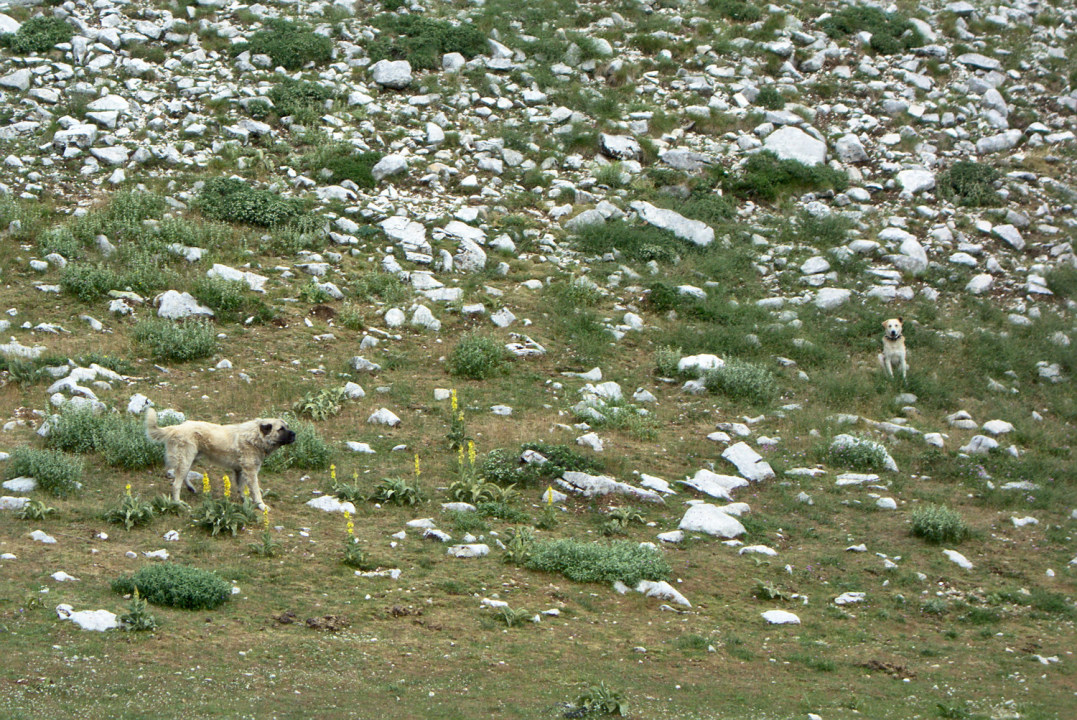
[
  {"xmin": 262, "ymin": 506, "xmax": 270, "ymax": 531},
  {"xmin": 467, "ymin": 440, "xmax": 476, "ymax": 467},
  {"xmin": 243, "ymin": 486, "xmax": 250, "ymax": 499},
  {"xmin": 457, "ymin": 444, "xmax": 465, "ymax": 469},
  {"xmin": 202, "ymin": 473, "xmax": 210, "ymax": 495},
  {"xmin": 125, "ymin": 483, "xmax": 132, "ymax": 497},
  {"xmin": 450, "ymin": 388, "xmax": 457, "ymax": 414},
  {"xmin": 414, "ymin": 454, "xmax": 421, "ymax": 479},
  {"xmin": 222, "ymin": 474, "xmax": 231, "ymax": 498},
  {"xmin": 344, "ymin": 509, "xmax": 354, "ymax": 537},
  {"xmin": 330, "ymin": 464, "xmax": 337, "ymax": 482},
  {"xmin": 546, "ymin": 486, "xmax": 554, "ymax": 506}
]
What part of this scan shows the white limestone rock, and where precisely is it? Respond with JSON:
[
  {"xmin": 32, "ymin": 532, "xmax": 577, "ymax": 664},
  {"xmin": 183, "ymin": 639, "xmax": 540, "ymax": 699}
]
[
  {"xmin": 762, "ymin": 126, "xmax": 826, "ymax": 165},
  {"xmin": 721, "ymin": 442, "xmax": 775, "ymax": 481},
  {"xmin": 678, "ymin": 503, "xmax": 746, "ymax": 538}
]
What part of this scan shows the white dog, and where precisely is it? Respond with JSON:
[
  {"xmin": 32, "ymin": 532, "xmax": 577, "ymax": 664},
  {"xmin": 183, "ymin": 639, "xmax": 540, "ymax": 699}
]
[
  {"xmin": 144, "ymin": 408, "xmax": 295, "ymax": 510},
  {"xmin": 878, "ymin": 317, "xmax": 907, "ymax": 382}
]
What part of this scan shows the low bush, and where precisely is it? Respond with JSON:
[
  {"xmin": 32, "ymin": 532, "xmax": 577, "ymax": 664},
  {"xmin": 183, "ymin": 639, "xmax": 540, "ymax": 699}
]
[
  {"xmin": 8, "ymin": 446, "xmax": 82, "ymax": 498},
  {"xmin": 192, "ymin": 497, "xmax": 257, "ymax": 536},
  {"xmin": 449, "ymin": 333, "xmax": 510, "ymax": 380},
  {"xmin": 572, "ymin": 219, "xmax": 681, "ymax": 264},
  {"xmin": 119, "ymin": 590, "xmax": 159, "ymax": 632},
  {"xmin": 654, "ymin": 345, "xmax": 683, "ymax": 376},
  {"xmin": 703, "ymin": 359, "xmax": 780, "ymax": 405},
  {"xmin": 368, "ymin": 13, "xmax": 487, "ymax": 70},
  {"xmin": 936, "ymin": 161, "xmax": 1002, "ymax": 207},
  {"xmin": 103, "ymin": 489, "xmax": 156, "ymax": 530},
  {"xmin": 239, "ymin": 20, "xmax": 333, "ymax": 70},
  {"xmin": 352, "ymin": 271, "xmax": 410, "ymax": 304},
  {"xmin": 755, "ymin": 86, "xmax": 786, "ymax": 110},
  {"xmin": 479, "ymin": 443, "xmax": 604, "ymax": 488},
  {"xmin": 708, "ymin": 0, "xmax": 762, "ymax": 23},
  {"xmin": 268, "ymin": 78, "xmax": 334, "ymax": 122},
  {"xmin": 15, "ymin": 498, "xmax": 57, "ymax": 521},
  {"xmin": 46, "ymin": 408, "xmax": 165, "ymax": 468},
  {"xmin": 819, "ymin": 6, "xmax": 924, "ymax": 55},
  {"xmin": 1, "ymin": 16, "xmax": 74, "ymax": 54},
  {"xmin": 319, "ymin": 151, "xmax": 382, "ymax": 189},
  {"xmin": 133, "ymin": 319, "xmax": 218, "ymax": 362},
  {"xmin": 371, "ymin": 476, "xmax": 424, "ymax": 506},
  {"xmin": 197, "ymin": 177, "xmax": 305, "ymax": 228},
  {"xmin": 60, "ymin": 263, "xmax": 119, "ymax": 302},
  {"xmin": 827, "ymin": 434, "xmax": 891, "ymax": 471},
  {"xmin": 112, "ymin": 563, "xmax": 231, "ymax": 610},
  {"xmin": 726, "ymin": 152, "xmax": 848, "ymax": 201},
  {"xmin": 910, "ymin": 504, "xmax": 971, "ymax": 544},
  {"xmin": 1046, "ymin": 265, "xmax": 1077, "ymax": 300},
  {"xmin": 523, "ymin": 538, "xmax": 671, "ymax": 586}
]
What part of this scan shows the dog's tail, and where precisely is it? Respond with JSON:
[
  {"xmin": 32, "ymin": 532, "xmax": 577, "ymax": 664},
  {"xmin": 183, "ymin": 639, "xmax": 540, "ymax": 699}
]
[{"xmin": 144, "ymin": 407, "xmax": 165, "ymax": 443}]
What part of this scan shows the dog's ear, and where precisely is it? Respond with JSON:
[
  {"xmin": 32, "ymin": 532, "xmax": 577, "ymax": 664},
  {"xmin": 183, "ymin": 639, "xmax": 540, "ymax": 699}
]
[
  {"xmin": 882, "ymin": 320, "xmax": 888, "ymax": 328},
  {"xmin": 260, "ymin": 422, "xmax": 273, "ymax": 436},
  {"xmin": 897, "ymin": 316, "xmax": 903, "ymax": 324}
]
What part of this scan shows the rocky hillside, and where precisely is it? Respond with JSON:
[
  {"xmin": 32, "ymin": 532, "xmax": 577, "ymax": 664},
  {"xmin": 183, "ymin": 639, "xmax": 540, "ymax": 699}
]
[{"xmin": 0, "ymin": 0, "xmax": 1075, "ymax": 718}]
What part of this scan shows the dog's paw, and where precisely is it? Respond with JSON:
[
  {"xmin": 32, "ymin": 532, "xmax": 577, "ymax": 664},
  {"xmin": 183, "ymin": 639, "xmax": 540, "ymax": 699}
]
[{"xmin": 256, "ymin": 502, "xmax": 270, "ymax": 513}]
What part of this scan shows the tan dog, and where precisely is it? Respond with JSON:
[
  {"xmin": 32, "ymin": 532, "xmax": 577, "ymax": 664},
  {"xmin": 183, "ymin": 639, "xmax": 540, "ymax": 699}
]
[
  {"xmin": 144, "ymin": 408, "xmax": 295, "ymax": 510},
  {"xmin": 878, "ymin": 317, "xmax": 907, "ymax": 382}
]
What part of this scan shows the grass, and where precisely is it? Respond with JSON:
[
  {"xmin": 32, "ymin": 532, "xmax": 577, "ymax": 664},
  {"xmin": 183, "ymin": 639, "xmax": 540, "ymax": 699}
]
[
  {"xmin": 368, "ymin": 13, "xmax": 488, "ymax": 70},
  {"xmin": 522, "ymin": 538, "xmax": 672, "ymax": 586},
  {"xmin": 234, "ymin": 19, "xmax": 333, "ymax": 70},
  {"xmin": 936, "ymin": 161, "xmax": 1002, "ymax": 207},
  {"xmin": 703, "ymin": 359, "xmax": 780, "ymax": 405},
  {"xmin": 197, "ymin": 177, "xmax": 306, "ymax": 228}
]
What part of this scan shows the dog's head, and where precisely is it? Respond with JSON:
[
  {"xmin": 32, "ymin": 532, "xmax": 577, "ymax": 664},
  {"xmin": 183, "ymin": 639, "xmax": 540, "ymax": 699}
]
[
  {"xmin": 882, "ymin": 317, "xmax": 904, "ymax": 341},
  {"xmin": 260, "ymin": 420, "xmax": 297, "ymax": 449}
]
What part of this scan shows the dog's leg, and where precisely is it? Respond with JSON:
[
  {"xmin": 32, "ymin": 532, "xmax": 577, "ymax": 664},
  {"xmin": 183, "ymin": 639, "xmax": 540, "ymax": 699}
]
[
  {"xmin": 900, "ymin": 356, "xmax": 908, "ymax": 383},
  {"xmin": 879, "ymin": 352, "xmax": 893, "ymax": 378},
  {"xmin": 169, "ymin": 445, "xmax": 197, "ymax": 503},
  {"xmin": 243, "ymin": 463, "xmax": 269, "ymax": 511}
]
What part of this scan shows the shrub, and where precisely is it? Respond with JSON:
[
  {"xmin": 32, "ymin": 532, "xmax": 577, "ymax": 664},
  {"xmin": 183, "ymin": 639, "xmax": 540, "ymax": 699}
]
[
  {"xmin": 371, "ymin": 476, "xmax": 424, "ymax": 506},
  {"xmin": 726, "ymin": 151, "xmax": 848, "ymax": 201},
  {"xmin": 191, "ymin": 276, "xmax": 247, "ymax": 316},
  {"xmin": 449, "ymin": 333, "xmax": 510, "ymax": 380},
  {"xmin": 827, "ymin": 434, "xmax": 890, "ymax": 471},
  {"xmin": 708, "ymin": 0, "xmax": 762, "ymax": 23},
  {"xmin": 60, "ymin": 263, "xmax": 119, "ymax": 302},
  {"xmin": 654, "ymin": 345, "xmax": 683, "ymax": 376},
  {"xmin": 192, "ymin": 497, "xmax": 257, "ymax": 536},
  {"xmin": 476, "ymin": 501, "xmax": 529, "ymax": 523},
  {"xmin": 448, "ymin": 476, "xmax": 500, "ymax": 504},
  {"xmin": 755, "ymin": 86, "xmax": 786, "ymax": 110},
  {"xmin": 1046, "ymin": 265, "xmax": 1077, "ymax": 300},
  {"xmin": 572, "ymin": 219, "xmax": 681, "ymax": 264},
  {"xmin": 133, "ymin": 319, "xmax": 218, "ymax": 362},
  {"xmin": 8, "ymin": 446, "xmax": 82, "ymax": 498},
  {"xmin": 936, "ymin": 161, "xmax": 1002, "ymax": 207},
  {"xmin": 97, "ymin": 416, "xmax": 164, "ymax": 469},
  {"xmin": 197, "ymin": 177, "xmax": 305, "ymax": 228},
  {"xmin": 569, "ymin": 682, "xmax": 627, "ymax": 717},
  {"xmin": 268, "ymin": 78, "xmax": 334, "ymax": 121},
  {"xmin": 119, "ymin": 590, "xmax": 159, "ymax": 632},
  {"xmin": 368, "ymin": 14, "xmax": 487, "ymax": 70},
  {"xmin": 45, "ymin": 406, "xmax": 101, "ymax": 454},
  {"xmin": 15, "ymin": 498, "xmax": 56, "ymax": 521},
  {"xmin": 352, "ymin": 271, "xmax": 410, "ymax": 304},
  {"xmin": 523, "ymin": 538, "xmax": 671, "ymax": 586},
  {"xmin": 910, "ymin": 505, "xmax": 971, "ymax": 544},
  {"xmin": 1, "ymin": 16, "xmax": 74, "ymax": 54},
  {"xmin": 819, "ymin": 7, "xmax": 924, "ymax": 55},
  {"xmin": 703, "ymin": 359, "xmax": 780, "ymax": 405},
  {"xmin": 320, "ymin": 152, "xmax": 382, "ymax": 189},
  {"xmin": 294, "ymin": 387, "xmax": 350, "ymax": 421},
  {"xmin": 112, "ymin": 563, "xmax": 231, "ymax": 610},
  {"xmin": 240, "ymin": 20, "xmax": 333, "ymax": 70},
  {"xmin": 262, "ymin": 418, "xmax": 332, "ymax": 471},
  {"xmin": 103, "ymin": 489, "xmax": 156, "ymax": 530}
]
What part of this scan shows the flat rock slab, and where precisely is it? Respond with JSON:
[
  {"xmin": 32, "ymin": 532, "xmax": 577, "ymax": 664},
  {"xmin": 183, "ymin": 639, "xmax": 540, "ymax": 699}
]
[
  {"xmin": 56, "ymin": 604, "xmax": 118, "ymax": 632},
  {"xmin": 682, "ymin": 469, "xmax": 748, "ymax": 500},
  {"xmin": 721, "ymin": 442, "xmax": 775, "ymax": 482},
  {"xmin": 557, "ymin": 471, "xmax": 664, "ymax": 503},
  {"xmin": 762, "ymin": 610, "xmax": 800, "ymax": 624},
  {"xmin": 306, "ymin": 496, "xmax": 356, "ymax": 514},
  {"xmin": 678, "ymin": 503, "xmax": 746, "ymax": 538},
  {"xmin": 447, "ymin": 543, "xmax": 489, "ymax": 558},
  {"xmin": 630, "ymin": 201, "xmax": 714, "ymax": 247}
]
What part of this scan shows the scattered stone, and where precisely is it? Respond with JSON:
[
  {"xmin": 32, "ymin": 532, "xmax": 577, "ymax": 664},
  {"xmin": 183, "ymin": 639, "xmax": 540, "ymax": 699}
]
[
  {"xmin": 56, "ymin": 604, "xmax": 119, "ymax": 632},
  {"xmin": 678, "ymin": 503, "xmax": 746, "ymax": 538},
  {"xmin": 761, "ymin": 610, "xmax": 800, "ymax": 625}
]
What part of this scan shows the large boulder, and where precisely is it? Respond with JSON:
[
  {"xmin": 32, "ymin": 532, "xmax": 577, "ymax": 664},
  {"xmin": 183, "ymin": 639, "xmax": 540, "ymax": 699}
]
[
  {"xmin": 630, "ymin": 201, "xmax": 714, "ymax": 247},
  {"xmin": 762, "ymin": 126, "xmax": 826, "ymax": 165},
  {"xmin": 370, "ymin": 59, "xmax": 412, "ymax": 89}
]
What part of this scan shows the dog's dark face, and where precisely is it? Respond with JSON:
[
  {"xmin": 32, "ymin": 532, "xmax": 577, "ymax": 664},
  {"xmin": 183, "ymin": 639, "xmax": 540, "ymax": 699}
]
[{"xmin": 261, "ymin": 421, "xmax": 297, "ymax": 449}]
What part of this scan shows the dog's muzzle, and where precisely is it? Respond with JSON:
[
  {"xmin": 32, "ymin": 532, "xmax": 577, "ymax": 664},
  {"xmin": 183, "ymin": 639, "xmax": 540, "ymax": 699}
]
[{"xmin": 282, "ymin": 429, "xmax": 297, "ymax": 445}]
